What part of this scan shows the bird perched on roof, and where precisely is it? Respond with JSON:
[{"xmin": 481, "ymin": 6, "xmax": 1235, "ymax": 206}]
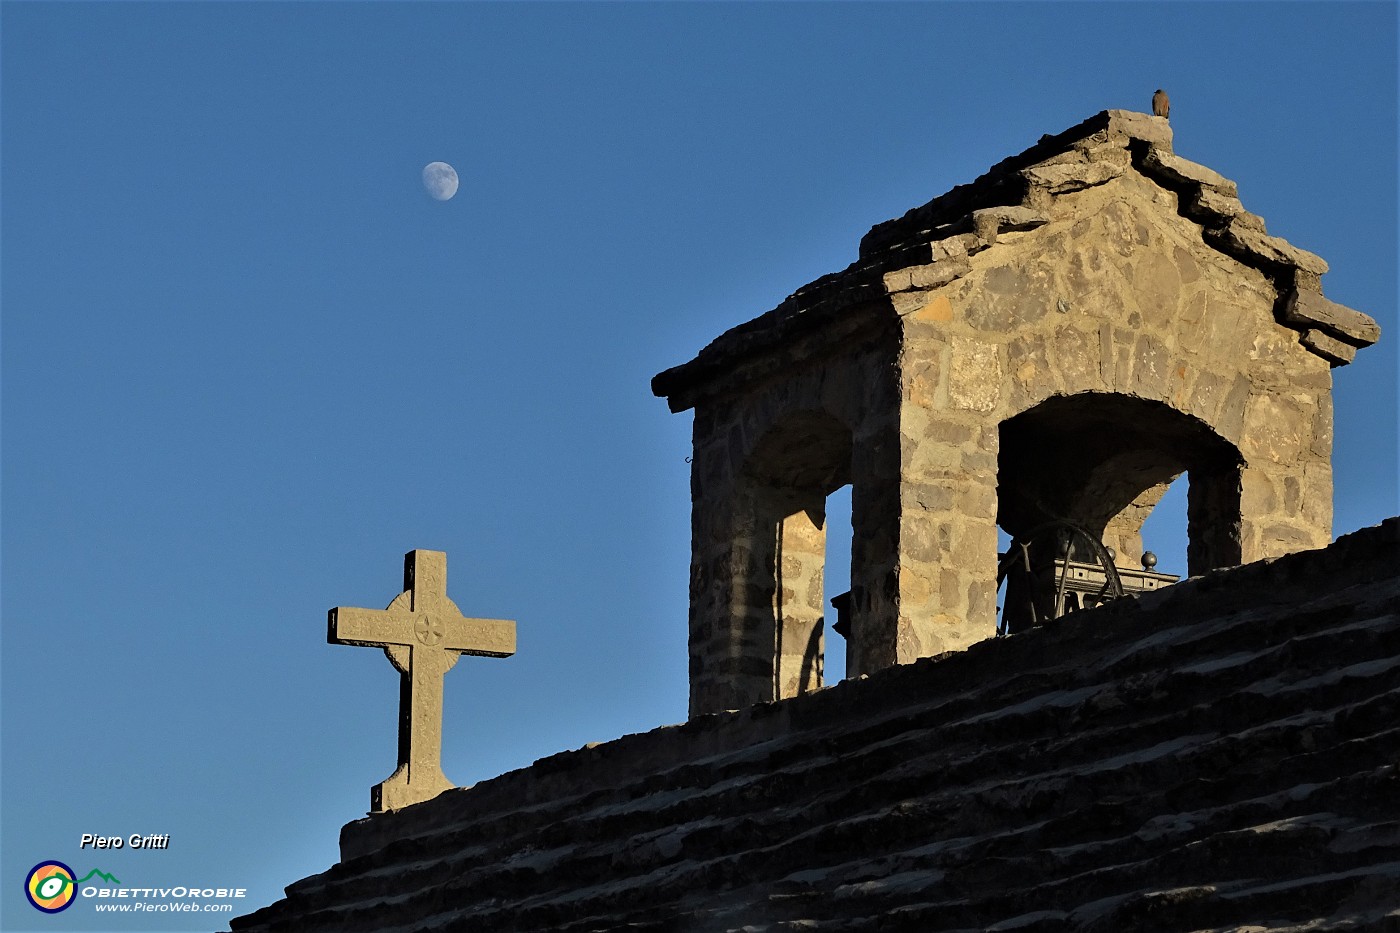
[{"xmin": 1152, "ymin": 88, "xmax": 1170, "ymax": 119}]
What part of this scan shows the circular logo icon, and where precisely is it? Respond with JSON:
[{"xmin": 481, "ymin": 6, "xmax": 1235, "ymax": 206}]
[
  {"xmin": 25, "ymin": 861, "xmax": 77, "ymax": 913},
  {"xmin": 414, "ymin": 614, "xmax": 444, "ymax": 646}
]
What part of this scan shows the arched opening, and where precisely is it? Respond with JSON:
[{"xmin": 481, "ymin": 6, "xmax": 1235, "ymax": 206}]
[
  {"xmin": 734, "ymin": 410, "xmax": 854, "ymax": 700},
  {"xmin": 995, "ymin": 393, "xmax": 1243, "ymax": 630}
]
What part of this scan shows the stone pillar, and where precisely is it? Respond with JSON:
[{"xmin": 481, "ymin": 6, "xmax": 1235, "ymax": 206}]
[
  {"xmin": 773, "ymin": 503, "xmax": 826, "ymax": 699},
  {"xmin": 726, "ymin": 483, "xmax": 783, "ymax": 709},
  {"xmin": 1236, "ymin": 462, "xmax": 1332, "ymax": 563},
  {"xmin": 686, "ymin": 438, "xmax": 748, "ymax": 717},
  {"xmin": 1187, "ymin": 464, "xmax": 1244, "ymax": 575},
  {"xmin": 684, "ymin": 395, "xmax": 862, "ymax": 716},
  {"xmin": 849, "ymin": 327, "xmax": 1002, "ymax": 673},
  {"xmin": 848, "ymin": 420, "xmax": 901, "ymax": 676},
  {"xmin": 687, "ymin": 473, "xmax": 833, "ymax": 714},
  {"xmin": 850, "ymin": 409, "xmax": 999, "ymax": 674},
  {"xmin": 1231, "ymin": 385, "xmax": 1333, "ymax": 565},
  {"xmin": 897, "ymin": 417, "xmax": 1000, "ymax": 665}
]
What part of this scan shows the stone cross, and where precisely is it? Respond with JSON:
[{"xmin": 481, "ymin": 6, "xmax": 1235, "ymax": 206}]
[{"xmin": 328, "ymin": 549, "xmax": 516, "ymax": 812}]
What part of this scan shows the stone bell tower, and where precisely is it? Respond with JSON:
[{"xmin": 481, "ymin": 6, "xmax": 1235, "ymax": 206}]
[{"xmin": 652, "ymin": 110, "xmax": 1380, "ymax": 719}]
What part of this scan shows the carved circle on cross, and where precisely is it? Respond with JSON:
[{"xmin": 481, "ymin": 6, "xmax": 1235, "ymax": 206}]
[{"xmin": 414, "ymin": 614, "xmax": 445, "ymax": 647}]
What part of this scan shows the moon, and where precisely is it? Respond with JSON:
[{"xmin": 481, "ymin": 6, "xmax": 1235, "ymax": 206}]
[{"xmin": 422, "ymin": 161, "xmax": 459, "ymax": 201}]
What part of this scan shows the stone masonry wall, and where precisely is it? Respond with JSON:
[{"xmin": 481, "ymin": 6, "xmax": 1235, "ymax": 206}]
[
  {"xmin": 889, "ymin": 163, "xmax": 1336, "ymax": 667},
  {"xmin": 685, "ymin": 325, "xmax": 900, "ymax": 715},
  {"xmin": 653, "ymin": 111, "xmax": 1379, "ymax": 717}
]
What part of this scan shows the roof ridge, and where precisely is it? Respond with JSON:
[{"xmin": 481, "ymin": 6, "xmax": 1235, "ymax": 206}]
[{"xmin": 653, "ymin": 110, "xmax": 1379, "ymax": 407}]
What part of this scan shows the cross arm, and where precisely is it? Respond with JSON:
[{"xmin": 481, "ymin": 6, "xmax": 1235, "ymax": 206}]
[
  {"xmin": 328, "ymin": 606, "xmax": 415, "ymax": 649},
  {"xmin": 448, "ymin": 617, "xmax": 517, "ymax": 658},
  {"xmin": 328, "ymin": 606, "xmax": 516, "ymax": 658}
]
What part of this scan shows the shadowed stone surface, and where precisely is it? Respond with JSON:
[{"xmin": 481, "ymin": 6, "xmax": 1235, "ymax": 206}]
[{"xmin": 232, "ymin": 519, "xmax": 1399, "ymax": 933}]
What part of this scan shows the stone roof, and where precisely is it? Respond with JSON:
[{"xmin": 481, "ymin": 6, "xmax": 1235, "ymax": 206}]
[
  {"xmin": 653, "ymin": 110, "xmax": 1380, "ymax": 412},
  {"xmin": 229, "ymin": 517, "xmax": 1399, "ymax": 933}
]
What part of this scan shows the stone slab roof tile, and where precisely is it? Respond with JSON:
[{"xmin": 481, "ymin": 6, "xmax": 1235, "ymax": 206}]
[
  {"xmin": 1208, "ymin": 216, "xmax": 1330, "ymax": 275},
  {"xmin": 1139, "ymin": 147, "xmax": 1240, "ymax": 197},
  {"xmin": 229, "ymin": 518, "xmax": 1400, "ymax": 933},
  {"xmin": 1020, "ymin": 158, "xmax": 1126, "ymax": 195},
  {"xmin": 1300, "ymin": 328, "xmax": 1359, "ymax": 365},
  {"xmin": 1284, "ymin": 289, "xmax": 1382, "ymax": 346},
  {"xmin": 650, "ymin": 108, "xmax": 1378, "ymax": 404}
]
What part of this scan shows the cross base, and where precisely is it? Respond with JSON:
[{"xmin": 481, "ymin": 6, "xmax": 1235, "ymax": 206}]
[{"xmin": 372, "ymin": 762, "xmax": 455, "ymax": 812}]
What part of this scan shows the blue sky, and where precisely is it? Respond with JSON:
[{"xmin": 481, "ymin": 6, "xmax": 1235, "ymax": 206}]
[{"xmin": 3, "ymin": 3, "xmax": 1395, "ymax": 929}]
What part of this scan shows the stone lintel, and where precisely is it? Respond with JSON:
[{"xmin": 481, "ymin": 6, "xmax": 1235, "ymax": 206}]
[{"xmin": 1282, "ymin": 288, "xmax": 1381, "ymax": 347}]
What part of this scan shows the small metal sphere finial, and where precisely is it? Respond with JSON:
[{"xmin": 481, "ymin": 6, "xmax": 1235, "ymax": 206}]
[
  {"xmin": 1142, "ymin": 551, "xmax": 1158, "ymax": 570},
  {"xmin": 1105, "ymin": 546, "xmax": 1117, "ymax": 561}
]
